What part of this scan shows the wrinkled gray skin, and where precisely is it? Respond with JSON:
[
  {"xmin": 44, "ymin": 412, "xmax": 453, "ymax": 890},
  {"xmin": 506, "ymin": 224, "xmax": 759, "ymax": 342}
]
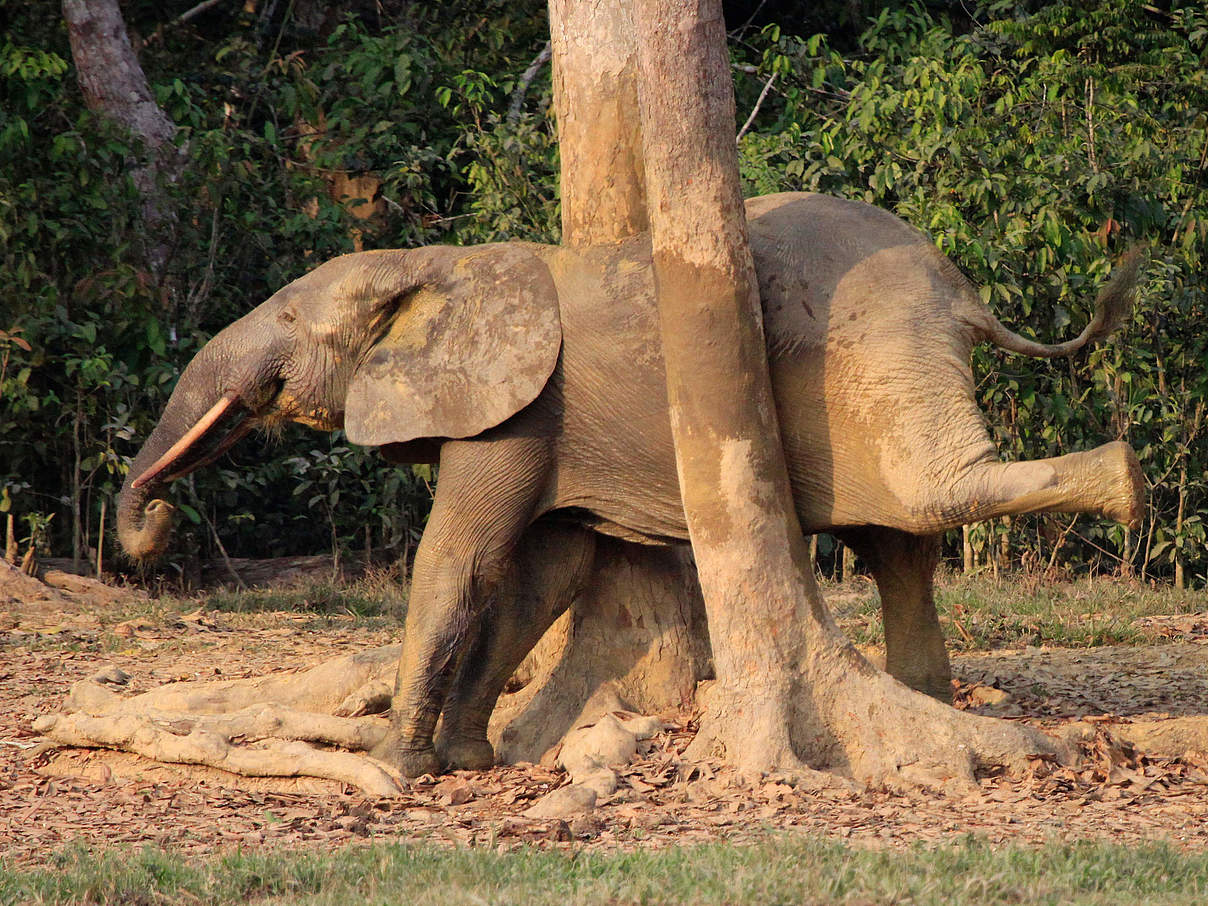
[{"xmin": 117, "ymin": 193, "xmax": 1144, "ymax": 777}]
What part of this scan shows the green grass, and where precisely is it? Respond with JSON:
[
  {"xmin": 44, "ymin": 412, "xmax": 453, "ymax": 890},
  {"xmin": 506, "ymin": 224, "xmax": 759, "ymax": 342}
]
[
  {"xmin": 205, "ymin": 572, "xmax": 408, "ymax": 620},
  {"xmin": 830, "ymin": 573, "xmax": 1208, "ymax": 652},
  {"xmin": 196, "ymin": 571, "xmax": 1206, "ymax": 652},
  {"xmin": 4, "ymin": 836, "xmax": 1208, "ymax": 906}
]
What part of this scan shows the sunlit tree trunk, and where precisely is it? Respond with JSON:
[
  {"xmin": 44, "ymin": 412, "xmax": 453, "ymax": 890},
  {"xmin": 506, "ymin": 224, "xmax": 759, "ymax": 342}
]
[
  {"xmin": 631, "ymin": 0, "xmax": 818, "ymax": 772},
  {"xmin": 629, "ymin": 0, "xmax": 1055, "ymax": 781},
  {"xmin": 493, "ymin": 0, "xmax": 711, "ymax": 762}
]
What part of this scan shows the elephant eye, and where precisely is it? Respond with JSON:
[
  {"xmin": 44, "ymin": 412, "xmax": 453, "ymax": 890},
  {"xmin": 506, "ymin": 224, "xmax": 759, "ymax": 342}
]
[{"xmin": 278, "ymin": 308, "xmax": 297, "ymax": 325}]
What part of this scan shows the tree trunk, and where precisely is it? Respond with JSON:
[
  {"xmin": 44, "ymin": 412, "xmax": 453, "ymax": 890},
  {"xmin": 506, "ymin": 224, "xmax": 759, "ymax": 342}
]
[
  {"xmin": 62, "ymin": 0, "xmax": 182, "ymax": 304},
  {"xmin": 632, "ymin": 0, "xmax": 818, "ymax": 774},
  {"xmin": 493, "ymin": 0, "xmax": 710, "ymax": 752},
  {"xmin": 631, "ymin": 0, "xmax": 1058, "ymax": 783},
  {"xmin": 548, "ymin": 0, "xmax": 648, "ymax": 245},
  {"xmin": 1174, "ymin": 397, "xmax": 1204, "ymax": 591}
]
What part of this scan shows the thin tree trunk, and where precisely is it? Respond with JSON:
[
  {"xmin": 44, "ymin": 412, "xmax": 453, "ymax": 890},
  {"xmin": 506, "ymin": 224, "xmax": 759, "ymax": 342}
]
[
  {"xmin": 62, "ymin": 0, "xmax": 182, "ymax": 306},
  {"xmin": 1175, "ymin": 398, "xmax": 1205, "ymax": 590},
  {"xmin": 633, "ymin": 0, "xmax": 819, "ymax": 772},
  {"xmin": 631, "ymin": 0, "xmax": 1056, "ymax": 782},
  {"xmin": 72, "ymin": 400, "xmax": 83, "ymax": 570}
]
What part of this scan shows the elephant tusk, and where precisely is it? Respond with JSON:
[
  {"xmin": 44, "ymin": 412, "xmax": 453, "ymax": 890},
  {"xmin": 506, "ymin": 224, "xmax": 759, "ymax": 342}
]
[
  {"xmin": 131, "ymin": 391, "xmax": 242, "ymax": 490},
  {"xmin": 158, "ymin": 418, "xmax": 254, "ymax": 484}
]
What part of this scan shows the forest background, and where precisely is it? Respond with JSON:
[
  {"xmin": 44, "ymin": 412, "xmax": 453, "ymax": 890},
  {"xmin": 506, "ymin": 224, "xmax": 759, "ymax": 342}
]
[{"xmin": 1, "ymin": 0, "xmax": 1205, "ymax": 588}]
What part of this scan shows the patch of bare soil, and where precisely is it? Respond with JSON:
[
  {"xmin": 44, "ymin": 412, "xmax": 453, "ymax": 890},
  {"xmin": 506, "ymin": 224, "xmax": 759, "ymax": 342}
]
[{"xmin": 3, "ymin": 585, "xmax": 1208, "ymax": 867}]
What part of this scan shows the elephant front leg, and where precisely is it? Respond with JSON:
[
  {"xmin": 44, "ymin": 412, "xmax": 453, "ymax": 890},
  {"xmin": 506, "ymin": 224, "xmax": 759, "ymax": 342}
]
[
  {"xmin": 840, "ymin": 527, "xmax": 951, "ymax": 702},
  {"xmin": 436, "ymin": 520, "xmax": 598, "ymax": 771},
  {"xmin": 372, "ymin": 435, "xmax": 551, "ymax": 778}
]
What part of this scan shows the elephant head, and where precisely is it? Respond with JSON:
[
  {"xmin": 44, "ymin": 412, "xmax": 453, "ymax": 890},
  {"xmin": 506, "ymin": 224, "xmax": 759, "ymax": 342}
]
[{"xmin": 117, "ymin": 244, "xmax": 561, "ymax": 560}]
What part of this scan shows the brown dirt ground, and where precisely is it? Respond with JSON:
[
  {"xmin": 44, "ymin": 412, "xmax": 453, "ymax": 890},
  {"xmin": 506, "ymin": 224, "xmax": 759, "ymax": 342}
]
[{"xmin": 3, "ymin": 584, "xmax": 1208, "ymax": 868}]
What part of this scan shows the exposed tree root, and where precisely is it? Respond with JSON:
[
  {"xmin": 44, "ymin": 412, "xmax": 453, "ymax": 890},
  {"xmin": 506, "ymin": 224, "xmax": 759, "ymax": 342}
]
[
  {"xmin": 37, "ymin": 703, "xmax": 390, "ymax": 753},
  {"xmin": 807, "ymin": 639, "xmax": 1065, "ymax": 791},
  {"xmin": 687, "ymin": 609, "xmax": 1066, "ymax": 791},
  {"xmin": 33, "ymin": 541, "xmax": 710, "ymax": 796},
  {"xmin": 36, "ymin": 649, "xmax": 405, "ymax": 796},
  {"xmin": 36, "ymin": 707, "xmax": 401, "ymax": 797},
  {"xmin": 490, "ymin": 539, "xmax": 708, "ymax": 764}
]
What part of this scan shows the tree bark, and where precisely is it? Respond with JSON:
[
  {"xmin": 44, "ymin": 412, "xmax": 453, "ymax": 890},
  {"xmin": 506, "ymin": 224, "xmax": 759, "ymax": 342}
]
[
  {"xmin": 62, "ymin": 0, "xmax": 182, "ymax": 299},
  {"xmin": 548, "ymin": 0, "xmax": 648, "ymax": 245},
  {"xmin": 631, "ymin": 0, "xmax": 818, "ymax": 774},
  {"xmin": 631, "ymin": 0, "xmax": 1059, "ymax": 783},
  {"xmin": 493, "ymin": 0, "xmax": 711, "ymax": 750}
]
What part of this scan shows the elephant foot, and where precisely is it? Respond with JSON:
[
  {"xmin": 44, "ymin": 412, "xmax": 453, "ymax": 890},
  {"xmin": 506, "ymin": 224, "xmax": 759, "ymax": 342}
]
[
  {"xmin": 900, "ymin": 675, "xmax": 954, "ymax": 705},
  {"xmin": 1096, "ymin": 441, "xmax": 1145, "ymax": 528},
  {"xmin": 371, "ymin": 732, "xmax": 443, "ymax": 778},
  {"xmin": 436, "ymin": 734, "xmax": 496, "ymax": 772},
  {"xmin": 885, "ymin": 660, "xmax": 953, "ymax": 705}
]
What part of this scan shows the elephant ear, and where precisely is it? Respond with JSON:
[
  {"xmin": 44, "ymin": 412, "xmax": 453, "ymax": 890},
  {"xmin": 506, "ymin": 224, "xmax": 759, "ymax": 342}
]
[{"xmin": 344, "ymin": 244, "xmax": 561, "ymax": 446}]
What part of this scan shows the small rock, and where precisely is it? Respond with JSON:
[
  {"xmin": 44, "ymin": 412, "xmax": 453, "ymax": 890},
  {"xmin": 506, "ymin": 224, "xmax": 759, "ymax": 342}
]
[
  {"xmin": 579, "ymin": 768, "xmax": 619, "ymax": 798},
  {"xmin": 523, "ymin": 783, "xmax": 597, "ymax": 819},
  {"xmin": 968, "ymin": 685, "xmax": 1013, "ymax": 707},
  {"xmin": 433, "ymin": 777, "xmax": 474, "ymax": 806},
  {"xmin": 559, "ymin": 714, "xmax": 638, "ymax": 779},
  {"xmin": 88, "ymin": 666, "xmax": 130, "ymax": 687}
]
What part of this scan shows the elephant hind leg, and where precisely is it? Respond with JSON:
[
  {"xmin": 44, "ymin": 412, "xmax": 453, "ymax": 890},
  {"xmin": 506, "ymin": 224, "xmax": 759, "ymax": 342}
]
[
  {"xmin": 840, "ymin": 527, "xmax": 950, "ymax": 702},
  {"xmin": 436, "ymin": 520, "xmax": 597, "ymax": 771},
  {"xmin": 912, "ymin": 440, "xmax": 1144, "ymax": 533}
]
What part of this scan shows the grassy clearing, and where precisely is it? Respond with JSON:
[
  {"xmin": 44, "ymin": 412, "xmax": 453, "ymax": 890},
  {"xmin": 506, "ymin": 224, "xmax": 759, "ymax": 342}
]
[
  {"xmin": 174, "ymin": 570, "xmax": 1207, "ymax": 652},
  {"xmin": 194, "ymin": 570, "xmax": 1207, "ymax": 653},
  {"xmin": 829, "ymin": 573, "xmax": 1208, "ymax": 652},
  {"xmin": 4, "ymin": 836, "xmax": 1208, "ymax": 906},
  {"xmin": 204, "ymin": 569, "xmax": 408, "ymax": 620}
]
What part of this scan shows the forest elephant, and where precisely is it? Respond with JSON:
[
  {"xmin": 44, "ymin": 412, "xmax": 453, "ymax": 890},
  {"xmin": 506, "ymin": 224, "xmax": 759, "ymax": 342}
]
[{"xmin": 116, "ymin": 192, "xmax": 1144, "ymax": 777}]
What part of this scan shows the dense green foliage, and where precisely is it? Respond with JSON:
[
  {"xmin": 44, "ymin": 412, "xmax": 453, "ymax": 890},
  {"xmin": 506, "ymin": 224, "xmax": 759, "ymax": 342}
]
[
  {"xmin": 1, "ymin": 0, "xmax": 1205, "ymax": 585},
  {"xmin": 737, "ymin": 1, "xmax": 1208, "ymax": 584},
  {"xmin": 1, "ymin": 0, "xmax": 552, "ymax": 569}
]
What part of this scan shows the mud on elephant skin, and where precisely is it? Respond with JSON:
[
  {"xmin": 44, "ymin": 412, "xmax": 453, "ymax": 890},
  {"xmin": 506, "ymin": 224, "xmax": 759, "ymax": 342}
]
[{"xmin": 116, "ymin": 192, "xmax": 1145, "ymax": 777}]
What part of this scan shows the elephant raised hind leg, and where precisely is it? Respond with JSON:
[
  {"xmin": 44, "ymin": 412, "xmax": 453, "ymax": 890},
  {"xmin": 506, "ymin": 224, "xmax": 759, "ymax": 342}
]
[{"xmin": 938, "ymin": 441, "xmax": 1144, "ymax": 529}]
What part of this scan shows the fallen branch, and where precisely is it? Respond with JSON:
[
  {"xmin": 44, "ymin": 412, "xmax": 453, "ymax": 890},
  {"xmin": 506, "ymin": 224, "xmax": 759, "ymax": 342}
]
[{"xmin": 143, "ymin": 0, "xmax": 228, "ymax": 46}]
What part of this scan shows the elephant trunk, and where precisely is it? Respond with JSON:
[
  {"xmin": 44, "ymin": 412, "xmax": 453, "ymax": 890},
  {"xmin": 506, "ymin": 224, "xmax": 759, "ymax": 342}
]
[
  {"xmin": 116, "ymin": 334, "xmax": 261, "ymax": 561},
  {"xmin": 116, "ymin": 478, "xmax": 175, "ymax": 562}
]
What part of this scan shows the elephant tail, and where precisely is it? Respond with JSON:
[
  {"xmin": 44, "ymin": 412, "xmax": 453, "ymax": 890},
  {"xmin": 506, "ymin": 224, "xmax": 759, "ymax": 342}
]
[{"xmin": 975, "ymin": 245, "xmax": 1144, "ymax": 359}]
